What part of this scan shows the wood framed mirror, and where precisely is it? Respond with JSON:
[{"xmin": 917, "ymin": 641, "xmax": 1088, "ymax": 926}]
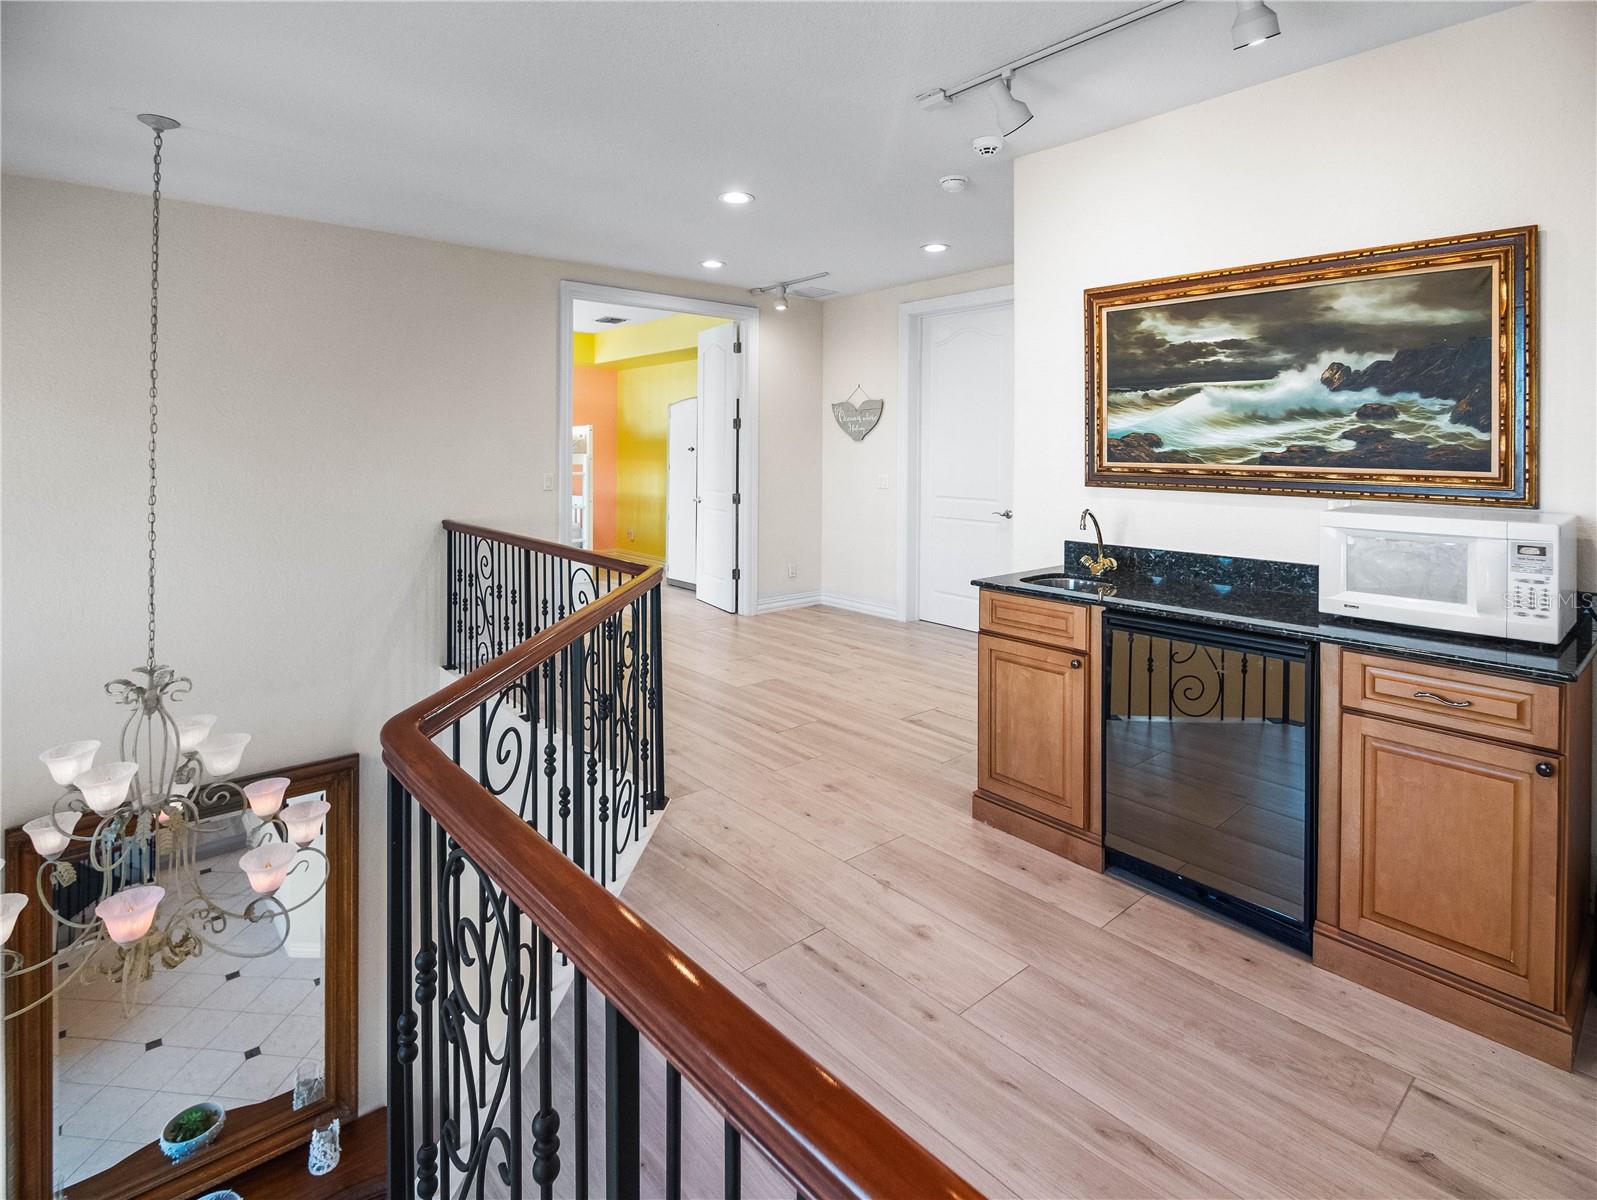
[{"xmin": 5, "ymin": 753, "xmax": 359, "ymax": 1200}]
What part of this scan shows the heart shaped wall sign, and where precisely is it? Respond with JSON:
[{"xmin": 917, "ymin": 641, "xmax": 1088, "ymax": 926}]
[{"xmin": 832, "ymin": 387, "xmax": 884, "ymax": 442}]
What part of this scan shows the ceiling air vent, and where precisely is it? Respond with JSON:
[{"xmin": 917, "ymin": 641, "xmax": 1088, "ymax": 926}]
[
  {"xmin": 594, "ymin": 315, "xmax": 628, "ymax": 325},
  {"xmin": 790, "ymin": 286, "xmax": 837, "ymax": 300}
]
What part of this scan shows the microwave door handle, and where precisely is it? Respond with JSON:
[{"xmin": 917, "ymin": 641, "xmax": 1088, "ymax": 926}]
[{"xmin": 1412, "ymin": 689, "xmax": 1472, "ymax": 708}]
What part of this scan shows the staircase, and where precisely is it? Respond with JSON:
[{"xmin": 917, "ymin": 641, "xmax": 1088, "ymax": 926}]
[{"xmin": 383, "ymin": 522, "xmax": 981, "ymax": 1199}]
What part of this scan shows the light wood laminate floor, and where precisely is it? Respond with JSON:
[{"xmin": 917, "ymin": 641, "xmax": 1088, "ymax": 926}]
[{"xmin": 625, "ymin": 589, "xmax": 1596, "ymax": 1199}]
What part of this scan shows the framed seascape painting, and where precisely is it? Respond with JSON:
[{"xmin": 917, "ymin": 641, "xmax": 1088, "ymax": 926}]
[{"xmin": 1085, "ymin": 227, "xmax": 1537, "ymax": 505}]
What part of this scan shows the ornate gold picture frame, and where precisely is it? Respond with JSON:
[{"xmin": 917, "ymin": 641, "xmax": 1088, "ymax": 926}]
[{"xmin": 1085, "ymin": 227, "xmax": 1536, "ymax": 505}]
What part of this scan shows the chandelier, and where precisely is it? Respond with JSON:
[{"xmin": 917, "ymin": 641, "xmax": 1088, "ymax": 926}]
[{"xmin": 0, "ymin": 115, "xmax": 328, "ymax": 1019}]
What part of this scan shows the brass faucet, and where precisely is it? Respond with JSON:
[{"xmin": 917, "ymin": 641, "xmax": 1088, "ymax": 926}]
[{"xmin": 1078, "ymin": 508, "xmax": 1118, "ymax": 577}]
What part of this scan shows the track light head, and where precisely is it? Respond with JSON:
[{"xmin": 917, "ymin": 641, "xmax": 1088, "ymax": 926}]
[
  {"xmin": 773, "ymin": 285, "xmax": 788, "ymax": 312},
  {"xmin": 987, "ymin": 71, "xmax": 1033, "ymax": 137},
  {"xmin": 1231, "ymin": 1, "xmax": 1281, "ymax": 49}
]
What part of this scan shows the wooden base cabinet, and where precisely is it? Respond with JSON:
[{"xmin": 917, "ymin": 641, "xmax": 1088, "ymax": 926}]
[
  {"xmin": 973, "ymin": 592, "xmax": 1103, "ymax": 870},
  {"xmin": 1317, "ymin": 646, "xmax": 1592, "ymax": 1068}
]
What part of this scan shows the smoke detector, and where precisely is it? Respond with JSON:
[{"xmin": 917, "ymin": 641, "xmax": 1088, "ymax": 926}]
[
  {"xmin": 939, "ymin": 174, "xmax": 970, "ymax": 193},
  {"xmin": 972, "ymin": 136, "xmax": 1004, "ymax": 157}
]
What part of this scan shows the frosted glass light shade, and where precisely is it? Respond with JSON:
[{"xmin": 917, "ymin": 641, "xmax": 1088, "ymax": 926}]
[
  {"xmin": 243, "ymin": 776, "xmax": 291, "ymax": 820},
  {"xmin": 1, "ymin": 892, "xmax": 26, "ymax": 945},
  {"xmin": 176, "ymin": 714, "xmax": 219, "ymax": 753},
  {"xmin": 40, "ymin": 741, "xmax": 100, "ymax": 787},
  {"xmin": 96, "ymin": 884, "xmax": 164, "ymax": 945},
  {"xmin": 281, "ymin": 798, "xmax": 330, "ymax": 846},
  {"xmin": 239, "ymin": 844, "xmax": 298, "ymax": 894},
  {"xmin": 23, "ymin": 815, "xmax": 72, "ymax": 859},
  {"xmin": 75, "ymin": 761, "xmax": 140, "ymax": 815},
  {"xmin": 197, "ymin": 733, "xmax": 250, "ymax": 776}
]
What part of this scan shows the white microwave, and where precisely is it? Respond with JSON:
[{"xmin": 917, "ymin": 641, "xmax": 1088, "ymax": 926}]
[{"xmin": 1319, "ymin": 504, "xmax": 1577, "ymax": 644}]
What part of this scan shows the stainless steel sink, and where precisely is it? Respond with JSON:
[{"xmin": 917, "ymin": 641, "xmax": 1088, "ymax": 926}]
[{"xmin": 1020, "ymin": 573, "xmax": 1117, "ymax": 594}]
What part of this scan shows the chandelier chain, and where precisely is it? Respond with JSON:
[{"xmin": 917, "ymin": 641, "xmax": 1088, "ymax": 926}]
[{"xmin": 146, "ymin": 128, "xmax": 162, "ymax": 672}]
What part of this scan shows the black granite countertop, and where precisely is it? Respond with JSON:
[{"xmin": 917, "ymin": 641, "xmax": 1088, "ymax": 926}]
[{"xmin": 975, "ymin": 541, "xmax": 1596, "ymax": 684}]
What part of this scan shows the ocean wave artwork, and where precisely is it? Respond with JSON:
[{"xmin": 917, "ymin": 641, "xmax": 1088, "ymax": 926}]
[{"xmin": 1101, "ymin": 266, "xmax": 1495, "ymax": 473}]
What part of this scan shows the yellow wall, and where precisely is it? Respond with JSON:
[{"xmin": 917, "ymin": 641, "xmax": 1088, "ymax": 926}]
[
  {"xmin": 615, "ymin": 358, "xmax": 697, "ymax": 560},
  {"xmin": 592, "ymin": 314, "xmax": 725, "ymax": 367},
  {"xmin": 573, "ymin": 313, "xmax": 731, "ymax": 561}
]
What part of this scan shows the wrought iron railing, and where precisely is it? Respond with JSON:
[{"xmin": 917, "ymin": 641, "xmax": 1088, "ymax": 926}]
[
  {"xmin": 385, "ymin": 522, "xmax": 978, "ymax": 1200},
  {"xmin": 1108, "ymin": 625, "xmax": 1307, "ymax": 725},
  {"xmin": 444, "ymin": 520, "xmax": 640, "ymax": 674}
]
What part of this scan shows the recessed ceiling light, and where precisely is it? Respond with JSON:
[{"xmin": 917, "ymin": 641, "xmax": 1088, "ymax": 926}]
[
  {"xmin": 718, "ymin": 191, "xmax": 755, "ymax": 205},
  {"xmin": 922, "ymin": 243, "xmax": 950, "ymax": 254},
  {"xmin": 701, "ymin": 259, "xmax": 725, "ymax": 269}
]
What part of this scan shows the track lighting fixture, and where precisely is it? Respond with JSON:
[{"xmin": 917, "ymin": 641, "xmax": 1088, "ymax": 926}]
[
  {"xmin": 916, "ymin": 2, "xmax": 1185, "ymax": 129},
  {"xmin": 987, "ymin": 72, "xmax": 1033, "ymax": 137},
  {"xmin": 749, "ymin": 272, "xmax": 829, "ymax": 312},
  {"xmin": 1231, "ymin": 1, "xmax": 1281, "ymax": 49}
]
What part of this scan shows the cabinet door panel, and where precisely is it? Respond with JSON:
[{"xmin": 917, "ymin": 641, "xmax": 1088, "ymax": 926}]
[
  {"xmin": 1338, "ymin": 714, "xmax": 1559, "ymax": 1006},
  {"xmin": 978, "ymin": 633, "xmax": 1089, "ymax": 829}
]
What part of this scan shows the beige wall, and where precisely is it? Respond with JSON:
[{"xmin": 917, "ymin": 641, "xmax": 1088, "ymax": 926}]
[
  {"xmin": 1012, "ymin": 2, "xmax": 1597, "ymax": 585},
  {"xmin": 819, "ymin": 264, "xmax": 1014, "ymax": 612},
  {"xmin": 0, "ymin": 174, "xmax": 820, "ymax": 1112}
]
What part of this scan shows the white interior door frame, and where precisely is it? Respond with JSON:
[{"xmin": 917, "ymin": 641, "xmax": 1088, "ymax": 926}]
[
  {"xmin": 896, "ymin": 284, "xmax": 1015, "ymax": 622},
  {"xmin": 557, "ymin": 280, "xmax": 759, "ymax": 613}
]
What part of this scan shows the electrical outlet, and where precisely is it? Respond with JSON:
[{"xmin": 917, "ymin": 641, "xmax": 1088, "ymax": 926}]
[
  {"xmin": 542, "ymin": 473, "xmax": 554, "ymax": 492},
  {"xmin": 786, "ymin": 562, "xmax": 798, "ymax": 579},
  {"xmin": 877, "ymin": 474, "xmax": 890, "ymax": 490}
]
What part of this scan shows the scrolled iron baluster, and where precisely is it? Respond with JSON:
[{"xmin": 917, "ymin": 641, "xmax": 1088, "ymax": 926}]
[
  {"xmin": 387, "ymin": 776, "xmax": 418, "ymax": 1194},
  {"xmin": 416, "ymin": 805, "xmax": 440, "ymax": 1200},
  {"xmin": 532, "ymin": 929, "xmax": 561, "ymax": 1196}
]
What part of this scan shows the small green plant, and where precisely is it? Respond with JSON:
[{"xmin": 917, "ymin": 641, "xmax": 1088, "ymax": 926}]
[{"xmin": 167, "ymin": 1105, "xmax": 217, "ymax": 1142}]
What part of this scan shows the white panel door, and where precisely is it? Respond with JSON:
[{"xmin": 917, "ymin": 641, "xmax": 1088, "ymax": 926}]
[
  {"xmin": 695, "ymin": 323, "xmax": 740, "ymax": 613},
  {"xmin": 666, "ymin": 397, "xmax": 698, "ymax": 587},
  {"xmin": 918, "ymin": 302, "xmax": 1014, "ymax": 630}
]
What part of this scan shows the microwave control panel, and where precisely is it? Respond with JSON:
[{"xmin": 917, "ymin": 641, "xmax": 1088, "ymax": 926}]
[{"xmin": 1509, "ymin": 542, "xmax": 1556, "ymax": 620}]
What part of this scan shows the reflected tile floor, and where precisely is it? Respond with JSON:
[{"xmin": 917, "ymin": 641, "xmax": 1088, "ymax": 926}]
[{"xmin": 49, "ymin": 852, "xmax": 324, "ymax": 1191}]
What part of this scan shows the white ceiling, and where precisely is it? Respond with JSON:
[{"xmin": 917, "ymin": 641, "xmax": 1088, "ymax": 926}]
[{"xmin": 1, "ymin": 1, "xmax": 1511, "ymax": 296}]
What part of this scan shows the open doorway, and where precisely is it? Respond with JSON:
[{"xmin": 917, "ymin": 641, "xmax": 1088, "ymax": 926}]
[{"xmin": 558, "ymin": 283, "xmax": 759, "ymax": 614}]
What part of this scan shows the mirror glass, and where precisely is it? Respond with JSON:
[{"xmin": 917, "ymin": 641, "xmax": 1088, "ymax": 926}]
[{"xmin": 49, "ymin": 786, "xmax": 329, "ymax": 1192}]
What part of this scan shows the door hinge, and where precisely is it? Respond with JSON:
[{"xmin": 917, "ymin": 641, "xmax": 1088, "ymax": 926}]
[
  {"xmin": 732, "ymin": 415, "xmax": 742, "ymax": 431},
  {"xmin": 732, "ymin": 493, "xmax": 741, "ymax": 505},
  {"xmin": 732, "ymin": 568, "xmax": 742, "ymax": 581}
]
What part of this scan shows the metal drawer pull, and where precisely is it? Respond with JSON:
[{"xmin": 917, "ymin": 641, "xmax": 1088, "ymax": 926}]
[{"xmin": 1412, "ymin": 689, "xmax": 1472, "ymax": 708}]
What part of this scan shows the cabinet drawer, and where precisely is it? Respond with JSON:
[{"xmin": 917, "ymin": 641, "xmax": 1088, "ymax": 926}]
[
  {"xmin": 979, "ymin": 590, "xmax": 1089, "ymax": 651},
  {"xmin": 978, "ymin": 634, "xmax": 1090, "ymax": 830},
  {"xmin": 1342, "ymin": 652, "xmax": 1561, "ymax": 750}
]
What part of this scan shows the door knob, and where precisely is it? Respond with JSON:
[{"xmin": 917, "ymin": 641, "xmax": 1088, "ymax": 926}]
[
  {"xmin": 992, "ymin": 509, "xmax": 1013, "ymax": 519},
  {"xmin": 1070, "ymin": 659, "xmax": 1082, "ymax": 669},
  {"xmin": 1536, "ymin": 761, "xmax": 1555, "ymax": 778}
]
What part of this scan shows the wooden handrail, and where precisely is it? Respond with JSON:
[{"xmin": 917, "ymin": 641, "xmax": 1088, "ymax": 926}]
[
  {"xmin": 443, "ymin": 518, "xmax": 651, "ymax": 576},
  {"xmin": 384, "ymin": 547, "xmax": 981, "ymax": 1200}
]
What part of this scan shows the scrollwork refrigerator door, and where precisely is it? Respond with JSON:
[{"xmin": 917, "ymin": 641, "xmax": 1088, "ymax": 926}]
[{"xmin": 1102, "ymin": 614, "xmax": 1316, "ymax": 951}]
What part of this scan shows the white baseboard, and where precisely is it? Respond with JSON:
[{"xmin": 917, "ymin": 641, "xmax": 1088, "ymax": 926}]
[
  {"xmin": 754, "ymin": 590, "xmax": 821, "ymax": 614},
  {"xmin": 818, "ymin": 592, "xmax": 903, "ymax": 620}
]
